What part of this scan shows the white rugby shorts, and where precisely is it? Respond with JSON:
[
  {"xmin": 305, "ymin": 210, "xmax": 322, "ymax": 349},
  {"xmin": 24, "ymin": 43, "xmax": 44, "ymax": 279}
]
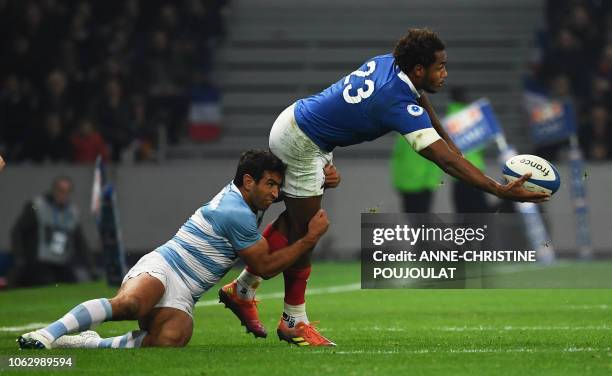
[
  {"xmin": 269, "ymin": 103, "xmax": 333, "ymax": 198},
  {"xmin": 122, "ymin": 251, "xmax": 195, "ymax": 316}
]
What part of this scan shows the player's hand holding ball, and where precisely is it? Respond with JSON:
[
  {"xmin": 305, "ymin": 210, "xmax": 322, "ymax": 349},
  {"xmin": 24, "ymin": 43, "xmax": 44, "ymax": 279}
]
[{"xmin": 498, "ymin": 154, "xmax": 560, "ymax": 203}]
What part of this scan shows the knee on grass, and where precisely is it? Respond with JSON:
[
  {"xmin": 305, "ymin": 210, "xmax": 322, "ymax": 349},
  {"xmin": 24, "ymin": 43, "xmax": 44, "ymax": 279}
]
[{"xmin": 148, "ymin": 330, "xmax": 190, "ymax": 348}]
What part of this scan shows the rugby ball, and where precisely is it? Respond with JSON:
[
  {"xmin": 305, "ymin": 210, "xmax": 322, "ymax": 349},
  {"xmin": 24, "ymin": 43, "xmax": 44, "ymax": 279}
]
[{"xmin": 502, "ymin": 154, "xmax": 560, "ymax": 195}]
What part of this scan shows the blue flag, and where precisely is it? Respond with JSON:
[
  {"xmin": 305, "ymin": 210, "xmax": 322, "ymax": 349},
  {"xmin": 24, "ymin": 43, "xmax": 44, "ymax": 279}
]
[
  {"xmin": 442, "ymin": 98, "xmax": 502, "ymax": 153},
  {"xmin": 523, "ymin": 91, "xmax": 576, "ymax": 146}
]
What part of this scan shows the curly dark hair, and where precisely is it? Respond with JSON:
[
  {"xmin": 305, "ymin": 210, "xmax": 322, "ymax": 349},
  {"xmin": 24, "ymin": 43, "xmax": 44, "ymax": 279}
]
[
  {"xmin": 233, "ymin": 149, "xmax": 286, "ymax": 187},
  {"xmin": 393, "ymin": 28, "xmax": 446, "ymax": 74}
]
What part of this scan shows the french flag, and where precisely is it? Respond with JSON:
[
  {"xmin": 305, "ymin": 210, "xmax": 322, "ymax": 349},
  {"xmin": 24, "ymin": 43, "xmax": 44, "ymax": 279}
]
[{"xmin": 188, "ymin": 85, "xmax": 222, "ymax": 141}]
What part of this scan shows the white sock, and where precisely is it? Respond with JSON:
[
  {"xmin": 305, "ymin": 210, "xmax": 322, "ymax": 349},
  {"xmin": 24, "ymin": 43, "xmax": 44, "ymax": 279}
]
[
  {"xmin": 87, "ymin": 330, "xmax": 147, "ymax": 348},
  {"xmin": 39, "ymin": 298, "xmax": 112, "ymax": 342},
  {"xmin": 283, "ymin": 302, "xmax": 308, "ymax": 327},
  {"xmin": 235, "ymin": 269, "xmax": 262, "ymax": 300}
]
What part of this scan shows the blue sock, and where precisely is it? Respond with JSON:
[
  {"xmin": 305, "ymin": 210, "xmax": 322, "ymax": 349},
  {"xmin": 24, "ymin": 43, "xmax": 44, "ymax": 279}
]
[
  {"xmin": 39, "ymin": 298, "xmax": 112, "ymax": 342},
  {"xmin": 92, "ymin": 330, "xmax": 148, "ymax": 348}
]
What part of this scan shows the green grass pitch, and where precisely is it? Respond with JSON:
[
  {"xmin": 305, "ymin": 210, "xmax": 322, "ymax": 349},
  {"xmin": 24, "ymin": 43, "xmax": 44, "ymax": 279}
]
[{"xmin": 1, "ymin": 262, "xmax": 611, "ymax": 375}]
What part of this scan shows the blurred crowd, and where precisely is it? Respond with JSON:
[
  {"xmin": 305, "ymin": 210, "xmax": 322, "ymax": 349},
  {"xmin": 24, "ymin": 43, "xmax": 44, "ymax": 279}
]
[
  {"xmin": 0, "ymin": 0, "xmax": 227, "ymax": 164},
  {"xmin": 532, "ymin": 0, "xmax": 612, "ymax": 161}
]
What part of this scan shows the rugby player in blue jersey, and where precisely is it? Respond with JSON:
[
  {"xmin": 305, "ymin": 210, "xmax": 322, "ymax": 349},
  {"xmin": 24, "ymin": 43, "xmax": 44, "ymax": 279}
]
[
  {"xmin": 221, "ymin": 28, "xmax": 549, "ymax": 347},
  {"xmin": 17, "ymin": 150, "xmax": 330, "ymax": 349}
]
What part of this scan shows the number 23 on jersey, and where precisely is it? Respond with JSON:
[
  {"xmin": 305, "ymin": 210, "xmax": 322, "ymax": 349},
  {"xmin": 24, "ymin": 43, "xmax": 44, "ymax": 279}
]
[{"xmin": 342, "ymin": 61, "xmax": 376, "ymax": 104}]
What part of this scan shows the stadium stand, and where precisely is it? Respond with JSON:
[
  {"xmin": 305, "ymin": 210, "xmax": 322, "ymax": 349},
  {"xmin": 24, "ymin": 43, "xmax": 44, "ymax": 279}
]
[
  {"xmin": 530, "ymin": 0, "xmax": 612, "ymax": 161},
  {"xmin": 169, "ymin": 0, "xmax": 544, "ymax": 158},
  {"xmin": 0, "ymin": 0, "xmax": 228, "ymax": 163}
]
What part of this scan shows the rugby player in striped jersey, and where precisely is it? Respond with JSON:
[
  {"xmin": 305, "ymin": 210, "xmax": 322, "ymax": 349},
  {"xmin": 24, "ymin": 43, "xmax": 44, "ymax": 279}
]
[{"xmin": 18, "ymin": 149, "xmax": 330, "ymax": 349}]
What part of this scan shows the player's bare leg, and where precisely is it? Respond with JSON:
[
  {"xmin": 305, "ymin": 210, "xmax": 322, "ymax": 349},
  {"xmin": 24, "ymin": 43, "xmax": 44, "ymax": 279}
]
[
  {"xmin": 111, "ymin": 273, "xmax": 166, "ymax": 320},
  {"xmin": 277, "ymin": 195, "xmax": 335, "ymax": 346},
  {"xmin": 19, "ymin": 273, "xmax": 166, "ymax": 349},
  {"xmin": 138, "ymin": 307, "xmax": 193, "ymax": 347},
  {"xmin": 54, "ymin": 306, "xmax": 193, "ymax": 349}
]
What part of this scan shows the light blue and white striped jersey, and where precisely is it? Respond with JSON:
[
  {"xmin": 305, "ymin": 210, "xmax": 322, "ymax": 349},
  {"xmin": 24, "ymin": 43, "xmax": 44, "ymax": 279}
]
[{"xmin": 156, "ymin": 182, "xmax": 262, "ymax": 302}]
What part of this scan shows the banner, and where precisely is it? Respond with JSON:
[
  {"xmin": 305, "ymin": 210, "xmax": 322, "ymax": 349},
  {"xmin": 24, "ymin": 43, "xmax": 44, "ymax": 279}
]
[
  {"xmin": 90, "ymin": 156, "xmax": 105, "ymax": 218},
  {"xmin": 523, "ymin": 91, "xmax": 576, "ymax": 146},
  {"xmin": 98, "ymin": 184, "xmax": 128, "ymax": 286},
  {"xmin": 91, "ymin": 156, "xmax": 128, "ymax": 286},
  {"xmin": 442, "ymin": 98, "xmax": 502, "ymax": 153}
]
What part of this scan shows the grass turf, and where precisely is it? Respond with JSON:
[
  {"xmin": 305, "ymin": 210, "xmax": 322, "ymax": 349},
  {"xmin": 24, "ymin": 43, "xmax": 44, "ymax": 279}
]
[{"xmin": 0, "ymin": 262, "xmax": 611, "ymax": 375}]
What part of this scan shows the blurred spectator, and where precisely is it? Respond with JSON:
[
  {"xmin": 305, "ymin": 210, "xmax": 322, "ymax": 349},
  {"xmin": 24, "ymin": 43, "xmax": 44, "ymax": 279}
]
[
  {"xmin": 533, "ymin": 75, "xmax": 572, "ymax": 162},
  {"xmin": 566, "ymin": 4, "xmax": 602, "ymax": 65},
  {"xmin": 8, "ymin": 176, "xmax": 97, "ymax": 287},
  {"xmin": 91, "ymin": 79, "xmax": 132, "ymax": 161},
  {"xmin": 1, "ymin": 36, "xmax": 39, "ymax": 83},
  {"xmin": 592, "ymin": 43, "xmax": 612, "ymax": 104},
  {"xmin": 0, "ymin": 75, "xmax": 35, "ymax": 160},
  {"xmin": 130, "ymin": 95, "xmax": 158, "ymax": 161},
  {"xmin": 580, "ymin": 104, "xmax": 611, "ymax": 161},
  {"xmin": 540, "ymin": 29, "xmax": 585, "ymax": 96},
  {"xmin": 70, "ymin": 118, "xmax": 110, "ymax": 163},
  {"xmin": 40, "ymin": 70, "xmax": 75, "ymax": 127},
  {"xmin": 23, "ymin": 113, "xmax": 72, "ymax": 162},
  {"xmin": 390, "ymin": 135, "xmax": 441, "ymax": 213},
  {"xmin": 536, "ymin": 0, "xmax": 612, "ymax": 160},
  {"xmin": 0, "ymin": 0, "xmax": 229, "ymax": 163},
  {"xmin": 144, "ymin": 30, "xmax": 190, "ymax": 143}
]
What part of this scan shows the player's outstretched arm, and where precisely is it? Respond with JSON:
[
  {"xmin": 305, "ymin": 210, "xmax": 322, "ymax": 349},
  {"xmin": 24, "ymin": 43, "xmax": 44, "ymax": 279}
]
[
  {"xmin": 0, "ymin": 155, "xmax": 5, "ymax": 172},
  {"xmin": 419, "ymin": 139, "xmax": 550, "ymax": 203},
  {"xmin": 239, "ymin": 209, "xmax": 329, "ymax": 278},
  {"xmin": 417, "ymin": 94, "xmax": 462, "ymax": 156}
]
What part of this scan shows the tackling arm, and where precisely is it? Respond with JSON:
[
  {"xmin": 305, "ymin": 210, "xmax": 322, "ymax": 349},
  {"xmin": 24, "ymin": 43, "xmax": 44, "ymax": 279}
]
[{"xmin": 239, "ymin": 209, "xmax": 329, "ymax": 278}]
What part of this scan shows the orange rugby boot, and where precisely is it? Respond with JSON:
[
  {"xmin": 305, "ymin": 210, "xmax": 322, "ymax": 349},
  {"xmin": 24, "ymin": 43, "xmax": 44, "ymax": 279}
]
[
  {"xmin": 218, "ymin": 281, "xmax": 267, "ymax": 338},
  {"xmin": 276, "ymin": 315, "xmax": 336, "ymax": 347}
]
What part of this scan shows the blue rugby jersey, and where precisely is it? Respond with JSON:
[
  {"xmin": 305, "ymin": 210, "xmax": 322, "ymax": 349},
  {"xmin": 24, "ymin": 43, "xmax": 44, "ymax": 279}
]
[{"xmin": 294, "ymin": 53, "xmax": 439, "ymax": 152}]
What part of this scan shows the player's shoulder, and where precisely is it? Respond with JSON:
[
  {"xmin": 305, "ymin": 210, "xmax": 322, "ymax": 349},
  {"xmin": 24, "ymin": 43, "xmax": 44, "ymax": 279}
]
[
  {"xmin": 207, "ymin": 183, "xmax": 256, "ymax": 226},
  {"xmin": 367, "ymin": 54, "xmax": 395, "ymax": 64},
  {"xmin": 366, "ymin": 54, "xmax": 396, "ymax": 75}
]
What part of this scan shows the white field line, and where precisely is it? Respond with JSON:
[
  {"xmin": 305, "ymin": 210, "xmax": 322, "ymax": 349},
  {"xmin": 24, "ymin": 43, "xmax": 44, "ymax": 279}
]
[
  {"xmin": 437, "ymin": 325, "xmax": 612, "ymax": 332},
  {"xmin": 566, "ymin": 304, "xmax": 609, "ymax": 310},
  {"xmin": 324, "ymin": 325, "xmax": 612, "ymax": 332},
  {"xmin": 322, "ymin": 347, "xmax": 611, "ymax": 355},
  {"xmin": 195, "ymin": 282, "xmax": 361, "ymax": 307},
  {"xmin": 0, "ymin": 322, "xmax": 49, "ymax": 333}
]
